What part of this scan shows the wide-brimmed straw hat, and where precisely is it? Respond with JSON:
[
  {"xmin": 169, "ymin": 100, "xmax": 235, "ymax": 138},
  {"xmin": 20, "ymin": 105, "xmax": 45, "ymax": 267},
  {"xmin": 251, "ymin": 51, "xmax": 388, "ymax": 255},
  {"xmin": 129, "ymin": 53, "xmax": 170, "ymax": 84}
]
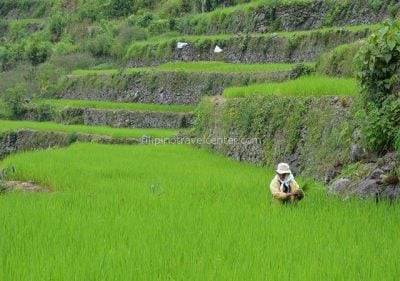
[{"xmin": 276, "ymin": 163, "xmax": 291, "ymax": 174}]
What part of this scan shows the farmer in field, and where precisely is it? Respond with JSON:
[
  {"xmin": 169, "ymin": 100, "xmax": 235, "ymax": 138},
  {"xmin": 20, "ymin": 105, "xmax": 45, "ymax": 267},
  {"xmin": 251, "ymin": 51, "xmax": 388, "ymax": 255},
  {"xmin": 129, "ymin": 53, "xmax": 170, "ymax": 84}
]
[{"xmin": 270, "ymin": 163, "xmax": 304, "ymax": 203}]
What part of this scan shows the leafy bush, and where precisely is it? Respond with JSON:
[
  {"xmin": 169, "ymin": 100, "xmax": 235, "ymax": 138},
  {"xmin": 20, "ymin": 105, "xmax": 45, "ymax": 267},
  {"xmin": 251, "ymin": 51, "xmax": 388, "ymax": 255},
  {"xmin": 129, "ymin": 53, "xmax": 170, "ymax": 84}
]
[
  {"xmin": 86, "ymin": 34, "xmax": 113, "ymax": 57},
  {"xmin": 0, "ymin": 46, "xmax": 11, "ymax": 71},
  {"xmin": 360, "ymin": 100, "xmax": 400, "ymax": 154},
  {"xmin": 356, "ymin": 20, "xmax": 400, "ymax": 107},
  {"xmin": 395, "ymin": 131, "xmax": 400, "ymax": 154},
  {"xmin": 105, "ymin": 0, "xmax": 135, "ymax": 18},
  {"xmin": 1, "ymin": 84, "xmax": 31, "ymax": 119},
  {"xmin": 316, "ymin": 42, "xmax": 362, "ymax": 78},
  {"xmin": 48, "ymin": 52, "xmax": 97, "ymax": 71},
  {"xmin": 49, "ymin": 12, "xmax": 67, "ymax": 38},
  {"xmin": 25, "ymin": 40, "xmax": 52, "ymax": 66},
  {"xmin": 52, "ymin": 37, "xmax": 77, "ymax": 55},
  {"xmin": 159, "ymin": 0, "xmax": 184, "ymax": 18},
  {"xmin": 148, "ymin": 19, "xmax": 170, "ymax": 35},
  {"xmin": 136, "ymin": 13, "xmax": 154, "ymax": 28},
  {"xmin": 355, "ymin": 19, "xmax": 400, "ymax": 154}
]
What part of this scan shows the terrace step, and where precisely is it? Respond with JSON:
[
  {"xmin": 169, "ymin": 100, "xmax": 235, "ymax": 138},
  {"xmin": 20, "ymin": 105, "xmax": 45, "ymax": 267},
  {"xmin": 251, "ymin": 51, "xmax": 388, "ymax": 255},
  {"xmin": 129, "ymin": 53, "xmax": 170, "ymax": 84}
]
[
  {"xmin": 57, "ymin": 66, "xmax": 291, "ymax": 105},
  {"xmin": 126, "ymin": 26, "xmax": 373, "ymax": 67},
  {"xmin": 177, "ymin": 1, "xmax": 393, "ymax": 35},
  {"xmin": 0, "ymin": 128, "xmax": 154, "ymax": 160},
  {"xmin": 23, "ymin": 104, "xmax": 195, "ymax": 129}
]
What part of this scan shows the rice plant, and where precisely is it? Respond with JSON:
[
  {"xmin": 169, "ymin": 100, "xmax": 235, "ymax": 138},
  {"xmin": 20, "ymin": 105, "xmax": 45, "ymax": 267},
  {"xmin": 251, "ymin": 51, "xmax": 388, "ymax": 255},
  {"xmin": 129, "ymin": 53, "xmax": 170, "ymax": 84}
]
[
  {"xmin": 0, "ymin": 143, "xmax": 398, "ymax": 280},
  {"xmin": 223, "ymin": 75, "xmax": 358, "ymax": 97}
]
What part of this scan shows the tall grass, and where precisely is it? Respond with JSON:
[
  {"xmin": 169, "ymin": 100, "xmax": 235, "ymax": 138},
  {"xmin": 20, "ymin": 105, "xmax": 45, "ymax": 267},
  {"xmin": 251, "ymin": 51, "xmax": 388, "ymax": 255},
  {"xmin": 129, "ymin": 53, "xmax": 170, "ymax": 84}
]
[
  {"xmin": 0, "ymin": 143, "xmax": 399, "ymax": 280},
  {"xmin": 34, "ymin": 99, "xmax": 195, "ymax": 112},
  {"xmin": 126, "ymin": 23, "xmax": 379, "ymax": 49},
  {"xmin": 223, "ymin": 75, "xmax": 358, "ymax": 97},
  {"xmin": 0, "ymin": 120, "xmax": 179, "ymax": 139},
  {"xmin": 71, "ymin": 62, "xmax": 304, "ymax": 76}
]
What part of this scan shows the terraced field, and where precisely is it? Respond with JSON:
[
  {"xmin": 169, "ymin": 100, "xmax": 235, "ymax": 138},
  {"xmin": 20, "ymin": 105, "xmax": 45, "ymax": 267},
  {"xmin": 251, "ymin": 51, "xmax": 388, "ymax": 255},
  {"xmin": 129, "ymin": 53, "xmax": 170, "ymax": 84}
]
[
  {"xmin": 0, "ymin": 120, "xmax": 180, "ymax": 139},
  {"xmin": 1, "ymin": 1, "xmax": 398, "ymax": 280},
  {"xmin": 1, "ymin": 143, "xmax": 399, "ymax": 280},
  {"xmin": 223, "ymin": 75, "xmax": 358, "ymax": 97},
  {"xmin": 71, "ymin": 62, "xmax": 303, "ymax": 75}
]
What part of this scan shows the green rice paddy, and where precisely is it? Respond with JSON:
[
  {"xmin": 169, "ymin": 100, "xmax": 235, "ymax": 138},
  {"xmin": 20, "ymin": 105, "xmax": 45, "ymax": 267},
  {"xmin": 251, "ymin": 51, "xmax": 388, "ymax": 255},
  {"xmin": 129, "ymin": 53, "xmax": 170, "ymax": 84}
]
[
  {"xmin": 223, "ymin": 75, "xmax": 358, "ymax": 97},
  {"xmin": 126, "ymin": 23, "xmax": 379, "ymax": 50},
  {"xmin": 0, "ymin": 143, "xmax": 399, "ymax": 280},
  {"xmin": 34, "ymin": 99, "xmax": 195, "ymax": 113},
  {"xmin": 71, "ymin": 62, "xmax": 302, "ymax": 76},
  {"xmin": 0, "ymin": 120, "xmax": 179, "ymax": 139}
]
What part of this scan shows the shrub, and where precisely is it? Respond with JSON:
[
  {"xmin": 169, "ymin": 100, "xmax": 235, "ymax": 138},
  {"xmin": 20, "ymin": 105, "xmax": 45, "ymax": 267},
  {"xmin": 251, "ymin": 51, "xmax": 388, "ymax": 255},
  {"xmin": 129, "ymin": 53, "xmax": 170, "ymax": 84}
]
[
  {"xmin": 48, "ymin": 52, "xmax": 97, "ymax": 71},
  {"xmin": 0, "ymin": 46, "xmax": 11, "ymax": 71},
  {"xmin": 136, "ymin": 13, "xmax": 154, "ymax": 28},
  {"xmin": 106, "ymin": 0, "xmax": 135, "ymax": 18},
  {"xmin": 1, "ymin": 84, "xmax": 31, "ymax": 119},
  {"xmin": 316, "ymin": 42, "xmax": 362, "ymax": 78},
  {"xmin": 395, "ymin": 131, "xmax": 400, "ymax": 155},
  {"xmin": 85, "ymin": 33, "xmax": 113, "ymax": 57},
  {"xmin": 25, "ymin": 40, "xmax": 52, "ymax": 66},
  {"xmin": 160, "ymin": 0, "xmax": 184, "ymax": 18},
  {"xmin": 53, "ymin": 39, "xmax": 78, "ymax": 55},
  {"xmin": 148, "ymin": 19, "xmax": 170, "ymax": 36},
  {"xmin": 356, "ymin": 20, "xmax": 400, "ymax": 107},
  {"xmin": 360, "ymin": 100, "xmax": 400, "ymax": 154},
  {"xmin": 49, "ymin": 12, "xmax": 67, "ymax": 38}
]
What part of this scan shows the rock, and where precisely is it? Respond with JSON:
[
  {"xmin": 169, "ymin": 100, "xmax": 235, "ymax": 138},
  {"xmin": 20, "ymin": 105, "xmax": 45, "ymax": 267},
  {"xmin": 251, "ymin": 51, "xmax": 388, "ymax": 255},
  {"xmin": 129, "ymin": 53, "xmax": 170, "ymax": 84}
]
[
  {"xmin": 356, "ymin": 179, "xmax": 380, "ymax": 198},
  {"xmin": 370, "ymin": 168, "xmax": 384, "ymax": 180},
  {"xmin": 380, "ymin": 175, "xmax": 399, "ymax": 185},
  {"xmin": 378, "ymin": 152, "xmax": 397, "ymax": 173},
  {"xmin": 328, "ymin": 178, "xmax": 351, "ymax": 193},
  {"xmin": 324, "ymin": 168, "xmax": 339, "ymax": 184},
  {"xmin": 350, "ymin": 144, "xmax": 363, "ymax": 162},
  {"xmin": 25, "ymin": 23, "xmax": 40, "ymax": 32},
  {"xmin": 380, "ymin": 185, "xmax": 400, "ymax": 202}
]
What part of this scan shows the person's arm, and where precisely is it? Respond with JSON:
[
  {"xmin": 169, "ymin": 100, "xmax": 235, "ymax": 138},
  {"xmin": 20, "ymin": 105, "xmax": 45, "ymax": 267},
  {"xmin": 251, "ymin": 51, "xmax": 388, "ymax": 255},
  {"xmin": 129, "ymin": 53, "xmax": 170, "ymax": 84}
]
[
  {"xmin": 270, "ymin": 179, "xmax": 290, "ymax": 200},
  {"xmin": 290, "ymin": 179, "xmax": 300, "ymax": 193}
]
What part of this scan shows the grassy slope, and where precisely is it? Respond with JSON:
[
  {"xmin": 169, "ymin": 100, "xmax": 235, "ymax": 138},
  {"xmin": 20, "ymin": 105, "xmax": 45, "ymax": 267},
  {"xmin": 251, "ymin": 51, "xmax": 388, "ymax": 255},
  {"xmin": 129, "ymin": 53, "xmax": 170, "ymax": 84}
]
[
  {"xmin": 127, "ymin": 23, "xmax": 379, "ymax": 48},
  {"xmin": 0, "ymin": 120, "xmax": 179, "ymax": 139},
  {"xmin": 34, "ymin": 99, "xmax": 195, "ymax": 112},
  {"xmin": 71, "ymin": 62, "xmax": 305, "ymax": 75},
  {"xmin": 223, "ymin": 75, "xmax": 357, "ymax": 97},
  {"xmin": 0, "ymin": 143, "xmax": 398, "ymax": 280}
]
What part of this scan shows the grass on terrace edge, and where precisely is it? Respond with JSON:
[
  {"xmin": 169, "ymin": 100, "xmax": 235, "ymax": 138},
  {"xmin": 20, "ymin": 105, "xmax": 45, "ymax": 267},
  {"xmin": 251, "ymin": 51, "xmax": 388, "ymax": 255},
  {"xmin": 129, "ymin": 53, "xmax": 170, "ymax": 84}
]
[
  {"xmin": 34, "ymin": 99, "xmax": 196, "ymax": 113},
  {"xmin": 70, "ymin": 62, "xmax": 311, "ymax": 76},
  {"xmin": 126, "ymin": 23, "xmax": 380, "ymax": 48},
  {"xmin": 223, "ymin": 75, "xmax": 358, "ymax": 98},
  {"xmin": 0, "ymin": 120, "xmax": 181, "ymax": 139}
]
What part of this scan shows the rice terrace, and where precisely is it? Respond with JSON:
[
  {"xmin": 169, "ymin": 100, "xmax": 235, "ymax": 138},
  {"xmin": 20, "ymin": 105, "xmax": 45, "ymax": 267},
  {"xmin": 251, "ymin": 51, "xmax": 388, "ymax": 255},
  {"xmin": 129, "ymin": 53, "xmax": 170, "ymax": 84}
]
[{"xmin": 0, "ymin": 0, "xmax": 400, "ymax": 280}]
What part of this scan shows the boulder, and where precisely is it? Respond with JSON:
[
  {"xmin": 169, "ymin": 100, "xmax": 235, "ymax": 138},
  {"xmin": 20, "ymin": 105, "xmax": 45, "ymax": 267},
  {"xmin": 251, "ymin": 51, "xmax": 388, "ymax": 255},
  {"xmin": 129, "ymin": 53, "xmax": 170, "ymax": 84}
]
[
  {"xmin": 380, "ymin": 185, "xmax": 400, "ymax": 202},
  {"xmin": 356, "ymin": 179, "xmax": 380, "ymax": 198},
  {"xmin": 350, "ymin": 143, "xmax": 363, "ymax": 162},
  {"xmin": 369, "ymin": 168, "xmax": 384, "ymax": 180},
  {"xmin": 324, "ymin": 168, "xmax": 339, "ymax": 184},
  {"xmin": 328, "ymin": 178, "xmax": 351, "ymax": 194}
]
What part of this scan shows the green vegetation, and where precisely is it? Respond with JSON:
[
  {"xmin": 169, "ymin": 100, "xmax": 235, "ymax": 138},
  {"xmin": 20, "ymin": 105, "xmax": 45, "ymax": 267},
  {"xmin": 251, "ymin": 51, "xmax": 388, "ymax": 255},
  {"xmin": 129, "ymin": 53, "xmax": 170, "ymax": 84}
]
[
  {"xmin": 316, "ymin": 42, "xmax": 363, "ymax": 78},
  {"xmin": 126, "ymin": 23, "xmax": 378, "ymax": 51},
  {"xmin": 0, "ymin": 120, "xmax": 179, "ymax": 139},
  {"xmin": 35, "ymin": 99, "xmax": 195, "ymax": 113},
  {"xmin": 356, "ymin": 20, "xmax": 400, "ymax": 107},
  {"xmin": 72, "ymin": 62, "xmax": 303, "ymax": 75},
  {"xmin": 355, "ymin": 20, "xmax": 400, "ymax": 154},
  {"xmin": 0, "ymin": 143, "xmax": 399, "ymax": 280},
  {"xmin": 195, "ymin": 95, "xmax": 355, "ymax": 179},
  {"xmin": 223, "ymin": 75, "xmax": 357, "ymax": 97}
]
